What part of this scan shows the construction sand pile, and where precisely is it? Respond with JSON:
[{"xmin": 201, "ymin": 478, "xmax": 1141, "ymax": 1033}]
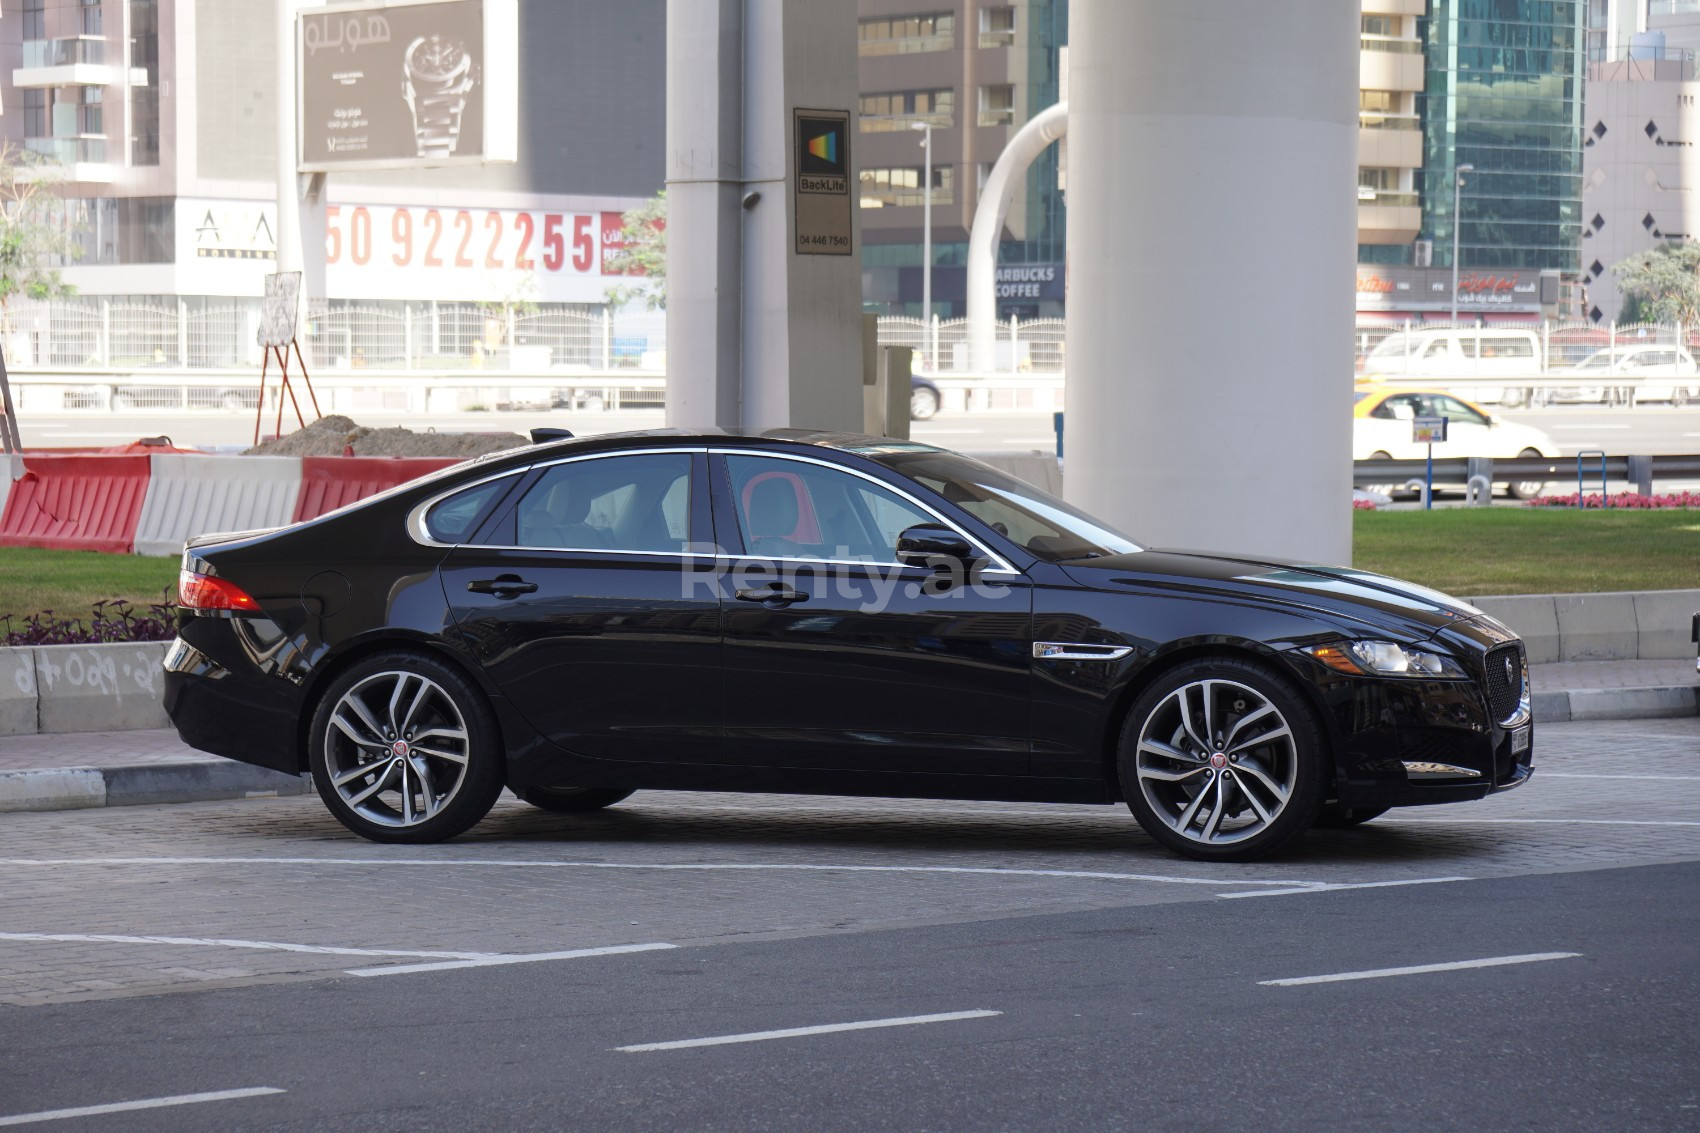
[{"xmin": 243, "ymin": 415, "xmax": 529, "ymax": 458}]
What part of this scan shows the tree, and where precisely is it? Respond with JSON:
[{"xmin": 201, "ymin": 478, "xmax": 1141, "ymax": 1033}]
[
  {"xmin": 1610, "ymin": 242, "xmax": 1700, "ymax": 324},
  {"xmin": 0, "ymin": 142, "xmax": 83, "ymax": 322},
  {"xmin": 602, "ymin": 190, "xmax": 666, "ymax": 311}
]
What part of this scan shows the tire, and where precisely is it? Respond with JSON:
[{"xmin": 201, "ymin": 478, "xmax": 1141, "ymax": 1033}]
[
  {"xmin": 1116, "ymin": 656, "xmax": 1329, "ymax": 862},
  {"xmin": 910, "ymin": 385, "xmax": 941, "ymax": 421},
  {"xmin": 1506, "ymin": 448, "xmax": 1546, "ymax": 501},
  {"xmin": 1314, "ymin": 805, "xmax": 1390, "ymax": 828},
  {"xmin": 1500, "ymin": 387, "xmax": 1528, "ymax": 409},
  {"xmin": 308, "ymin": 650, "xmax": 506, "ymax": 843},
  {"xmin": 1674, "ymin": 388, "xmax": 1690, "ymax": 408},
  {"xmin": 516, "ymin": 786, "xmax": 634, "ymax": 813},
  {"xmin": 1365, "ymin": 451, "xmax": 1398, "ymax": 498}
]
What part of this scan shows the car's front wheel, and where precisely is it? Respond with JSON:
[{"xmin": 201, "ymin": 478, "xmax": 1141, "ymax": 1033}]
[
  {"xmin": 911, "ymin": 385, "xmax": 941, "ymax": 420},
  {"xmin": 308, "ymin": 651, "xmax": 505, "ymax": 843},
  {"xmin": 1117, "ymin": 657, "xmax": 1328, "ymax": 861},
  {"xmin": 516, "ymin": 786, "xmax": 635, "ymax": 813},
  {"xmin": 1506, "ymin": 448, "xmax": 1547, "ymax": 500}
]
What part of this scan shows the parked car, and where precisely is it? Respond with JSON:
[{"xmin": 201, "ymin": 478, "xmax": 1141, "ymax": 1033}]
[
  {"xmin": 1353, "ymin": 386, "xmax": 1559, "ymax": 498},
  {"xmin": 1539, "ymin": 346, "xmax": 1697, "ymax": 406},
  {"xmin": 165, "ymin": 430, "xmax": 1533, "ymax": 862},
  {"xmin": 910, "ymin": 374, "xmax": 942, "ymax": 420},
  {"xmin": 1359, "ymin": 327, "xmax": 1543, "ymax": 406}
]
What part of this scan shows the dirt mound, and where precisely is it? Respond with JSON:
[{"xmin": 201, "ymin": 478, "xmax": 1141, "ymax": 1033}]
[{"xmin": 244, "ymin": 415, "xmax": 529, "ymax": 458}]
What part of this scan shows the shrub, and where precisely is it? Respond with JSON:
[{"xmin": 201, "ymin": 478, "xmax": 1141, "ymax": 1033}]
[{"xmin": 1, "ymin": 599, "xmax": 176, "ymax": 646}]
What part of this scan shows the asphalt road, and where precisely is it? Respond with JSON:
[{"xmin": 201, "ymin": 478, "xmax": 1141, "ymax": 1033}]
[
  {"xmin": 13, "ymin": 402, "xmax": 1700, "ymax": 456},
  {"xmin": 0, "ymin": 716, "xmax": 1696, "ymax": 1130}
]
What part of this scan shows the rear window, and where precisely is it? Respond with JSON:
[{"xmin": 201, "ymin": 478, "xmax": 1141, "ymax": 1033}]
[{"xmin": 424, "ymin": 476, "xmax": 515, "ymax": 543}]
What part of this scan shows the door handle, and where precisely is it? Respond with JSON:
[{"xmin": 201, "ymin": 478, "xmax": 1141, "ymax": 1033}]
[
  {"xmin": 735, "ymin": 585, "xmax": 809, "ymax": 606},
  {"xmin": 467, "ymin": 575, "xmax": 538, "ymax": 597}
]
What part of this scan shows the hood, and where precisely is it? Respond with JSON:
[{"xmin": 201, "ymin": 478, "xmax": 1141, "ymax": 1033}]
[{"xmin": 1059, "ymin": 548, "xmax": 1487, "ymax": 643}]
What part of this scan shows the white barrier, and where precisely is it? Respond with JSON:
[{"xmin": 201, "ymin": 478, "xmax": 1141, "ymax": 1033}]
[{"xmin": 134, "ymin": 454, "xmax": 304, "ymax": 558}]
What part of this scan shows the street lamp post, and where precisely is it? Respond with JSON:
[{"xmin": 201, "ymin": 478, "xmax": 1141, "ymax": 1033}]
[
  {"xmin": 912, "ymin": 120, "xmax": 934, "ymax": 366},
  {"xmin": 1450, "ymin": 163, "xmax": 1474, "ymax": 323}
]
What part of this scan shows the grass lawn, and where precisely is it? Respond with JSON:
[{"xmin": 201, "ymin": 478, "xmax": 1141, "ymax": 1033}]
[
  {"xmin": 1353, "ymin": 507, "xmax": 1700, "ymax": 596},
  {"xmin": 0, "ymin": 509, "xmax": 1693, "ymax": 622},
  {"xmin": 0, "ymin": 548, "xmax": 180, "ymax": 624}
]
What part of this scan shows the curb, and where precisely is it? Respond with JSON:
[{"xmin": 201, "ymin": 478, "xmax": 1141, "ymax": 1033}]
[
  {"xmin": 1531, "ymin": 684, "xmax": 1699, "ymax": 724},
  {"xmin": 0, "ymin": 760, "xmax": 309, "ymax": 814}
]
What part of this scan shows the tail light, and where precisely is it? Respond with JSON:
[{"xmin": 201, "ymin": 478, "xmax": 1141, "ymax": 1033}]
[{"xmin": 177, "ymin": 570, "xmax": 261, "ymax": 612}]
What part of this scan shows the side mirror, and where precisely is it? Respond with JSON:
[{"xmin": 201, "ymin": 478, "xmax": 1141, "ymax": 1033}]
[{"xmin": 896, "ymin": 523, "xmax": 975, "ymax": 568}]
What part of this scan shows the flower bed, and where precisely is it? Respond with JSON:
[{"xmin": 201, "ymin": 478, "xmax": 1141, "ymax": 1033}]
[
  {"xmin": 2, "ymin": 600, "xmax": 176, "ymax": 647},
  {"xmin": 1523, "ymin": 491, "xmax": 1700, "ymax": 510}
]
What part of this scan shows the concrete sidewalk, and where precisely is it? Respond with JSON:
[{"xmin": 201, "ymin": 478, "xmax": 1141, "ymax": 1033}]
[{"xmin": 0, "ymin": 659, "xmax": 1693, "ymax": 814}]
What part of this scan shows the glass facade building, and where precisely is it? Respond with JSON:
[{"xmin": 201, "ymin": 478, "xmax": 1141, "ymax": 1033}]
[{"xmin": 1420, "ymin": 0, "xmax": 1586, "ymax": 273}]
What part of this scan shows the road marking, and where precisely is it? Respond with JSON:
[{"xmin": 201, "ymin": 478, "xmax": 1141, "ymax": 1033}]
[
  {"xmin": 346, "ymin": 941, "xmax": 676, "ymax": 977},
  {"xmin": 615, "ymin": 1009, "xmax": 1001, "ymax": 1053},
  {"xmin": 1550, "ymin": 424, "xmax": 1630, "ymax": 429},
  {"xmin": 0, "ymin": 1088, "xmax": 284, "ymax": 1128},
  {"xmin": 0, "ymin": 931, "xmax": 499, "ymax": 961},
  {"xmin": 1222, "ymin": 876, "xmax": 1472, "ymax": 899},
  {"xmin": 1259, "ymin": 952, "xmax": 1581, "ymax": 987},
  {"xmin": 1540, "ymin": 773, "xmax": 1700, "ymax": 781},
  {"xmin": 0, "ymin": 856, "xmax": 1328, "ymax": 892}
]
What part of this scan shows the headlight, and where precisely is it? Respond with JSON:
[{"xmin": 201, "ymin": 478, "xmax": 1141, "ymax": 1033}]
[{"xmin": 1303, "ymin": 640, "xmax": 1468, "ymax": 679}]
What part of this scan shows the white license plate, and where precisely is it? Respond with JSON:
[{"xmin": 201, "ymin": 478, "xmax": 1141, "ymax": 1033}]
[{"xmin": 1510, "ymin": 726, "xmax": 1531, "ymax": 755}]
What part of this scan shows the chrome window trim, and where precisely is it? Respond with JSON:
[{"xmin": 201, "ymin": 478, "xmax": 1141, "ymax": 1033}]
[
  {"xmin": 710, "ymin": 447, "xmax": 1021, "ymax": 576},
  {"xmin": 407, "ymin": 446, "xmax": 706, "ymax": 553}
]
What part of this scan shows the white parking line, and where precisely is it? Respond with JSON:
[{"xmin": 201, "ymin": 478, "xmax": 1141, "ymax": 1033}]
[
  {"xmin": 1551, "ymin": 424, "xmax": 1630, "ymax": 429},
  {"xmin": 0, "ymin": 931, "xmax": 497, "ymax": 961},
  {"xmin": 615, "ymin": 1009, "xmax": 1001, "ymax": 1053},
  {"xmin": 1384, "ymin": 817, "xmax": 1700, "ymax": 828},
  {"xmin": 0, "ymin": 857, "xmax": 1330, "ymax": 891},
  {"xmin": 1540, "ymin": 773, "xmax": 1700, "ymax": 781},
  {"xmin": 0, "ymin": 1088, "xmax": 284, "ymax": 1128},
  {"xmin": 1221, "ymin": 876, "xmax": 1472, "ymax": 899},
  {"xmin": 1258, "ymin": 952, "xmax": 1581, "ymax": 987},
  {"xmin": 346, "ymin": 942, "xmax": 676, "ymax": 977}
]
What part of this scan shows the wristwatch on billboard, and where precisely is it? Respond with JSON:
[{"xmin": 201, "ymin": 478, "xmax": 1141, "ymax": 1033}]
[{"xmin": 403, "ymin": 35, "xmax": 476, "ymax": 159}]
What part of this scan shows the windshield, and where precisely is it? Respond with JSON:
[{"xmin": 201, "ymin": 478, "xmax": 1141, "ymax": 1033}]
[
  {"xmin": 1367, "ymin": 334, "xmax": 1411, "ymax": 358},
  {"xmin": 867, "ymin": 450, "xmax": 1142, "ymax": 562}
]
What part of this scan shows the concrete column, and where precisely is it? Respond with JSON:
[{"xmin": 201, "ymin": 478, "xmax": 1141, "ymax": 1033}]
[
  {"xmin": 665, "ymin": 0, "xmax": 863, "ymax": 432},
  {"xmin": 663, "ymin": 0, "xmax": 743, "ymax": 426},
  {"xmin": 1063, "ymin": 1, "xmax": 1358, "ymax": 565}
]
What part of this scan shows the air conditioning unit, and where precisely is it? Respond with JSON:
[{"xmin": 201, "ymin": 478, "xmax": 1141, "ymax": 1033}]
[{"xmin": 1413, "ymin": 239, "xmax": 1433, "ymax": 267}]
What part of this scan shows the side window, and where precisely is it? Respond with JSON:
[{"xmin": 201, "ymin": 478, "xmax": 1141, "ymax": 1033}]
[
  {"xmin": 424, "ymin": 476, "xmax": 514, "ymax": 543},
  {"xmin": 514, "ymin": 453, "xmax": 692, "ymax": 553},
  {"xmin": 1502, "ymin": 338, "xmax": 1534, "ymax": 358},
  {"xmin": 1423, "ymin": 339, "xmax": 1452, "ymax": 359},
  {"xmin": 1435, "ymin": 396, "xmax": 1488, "ymax": 426},
  {"xmin": 725, "ymin": 454, "xmax": 937, "ymax": 562}
]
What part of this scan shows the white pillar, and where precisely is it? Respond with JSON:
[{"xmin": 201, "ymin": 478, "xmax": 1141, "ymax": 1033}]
[
  {"xmin": 664, "ymin": 0, "xmax": 863, "ymax": 431},
  {"xmin": 275, "ymin": 0, "xmax": 305, "ymax": 342},
  {"xmin": 1064, "ymin": 0, "xmax": 1357, "ymax": 565}
]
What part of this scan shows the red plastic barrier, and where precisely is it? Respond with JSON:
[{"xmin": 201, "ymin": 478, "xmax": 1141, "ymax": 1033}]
[
  {"xmin": 0, "ymin": 454, "xmax": 153, "ymax": 553},
  {"xmin": 292, "ymin": 456, "xmax": 462, "ymax": 523}
]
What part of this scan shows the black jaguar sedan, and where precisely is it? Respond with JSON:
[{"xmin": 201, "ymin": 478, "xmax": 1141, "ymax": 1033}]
[{"xmin": 164, "ymin": 429, "xmax": 1532, "ymax": 862}]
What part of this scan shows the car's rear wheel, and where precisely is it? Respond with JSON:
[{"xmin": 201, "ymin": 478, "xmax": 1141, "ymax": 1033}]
[
  {"xmin": 309, "ymin": 651, "xmax": 505, "ymax": 843},
  {"xmin": 911, "ymin": 385, "xmax": 941, "ymax": 421},
  {"xmin": 1506, "ymin": 448, "xmax": 1547, "ymax": 500},
  {"xmin": 516, "ymin": 786, "xmax": 635, "ymax": 813},
  {"xmin": 1117, "ymin": 657, "xmax": 1328, "ymax": 861},
  {"xmin": 1314, "ymin": 804, "xmax": 1390, "ymax": 828}
]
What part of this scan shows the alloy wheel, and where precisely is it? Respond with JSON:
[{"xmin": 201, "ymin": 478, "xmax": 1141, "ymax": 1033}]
[
  {"xmin": 322, "ymin": 670, "xmax": 471, "ymax": 828},
  {"xmin": 1133, "ymin": 677, "xmax": 1298, "ymax": 847}
]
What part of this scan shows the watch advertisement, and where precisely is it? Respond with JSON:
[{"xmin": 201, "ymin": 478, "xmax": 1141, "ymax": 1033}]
[{"xmin": 300, "ymin": 0, "xmax": 513, "ymax": 171}]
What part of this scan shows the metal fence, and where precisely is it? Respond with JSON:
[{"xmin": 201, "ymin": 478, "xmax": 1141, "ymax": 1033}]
[
  {"xmin": 874, "ymin": 315, "xmax": 1065, "ymax": 373},
  {"xmin": 1, "ymin": 298, "xmax": 671, "ymax": 374}
]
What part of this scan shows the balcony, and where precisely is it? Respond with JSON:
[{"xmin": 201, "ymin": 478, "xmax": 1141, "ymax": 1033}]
[
  {"xmin": 1360, "ymin": 37, "xmax": 1423, "ymax": 90},
  {"xmin": 1357, "ymin": 189, "xmax": 1420, "ymax": 244},
  {"xmin": 860, "ymin": 111, "xmax": 954, "ymax": 134},
  {"xmin": 14, "ymin": 36, "xmax": 114, "ymax": 87},
  {"xmin": 1359, "ymin": 115, "xmax": 1423, "ymax": 166},
  {"xmin": 23, "ymin": 136, "xmax": 114, "ymax": 182}
]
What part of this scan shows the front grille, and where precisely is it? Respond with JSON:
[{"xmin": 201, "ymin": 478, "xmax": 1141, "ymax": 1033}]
[{"xmin": 1483, "ymin": 644, "xmax": 1524, "ymax": 721}]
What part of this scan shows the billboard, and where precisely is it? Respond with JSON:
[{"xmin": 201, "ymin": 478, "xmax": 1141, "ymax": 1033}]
[{"xmin": 298, "ymin": 0, "xmax": 517, "ymax": 172}]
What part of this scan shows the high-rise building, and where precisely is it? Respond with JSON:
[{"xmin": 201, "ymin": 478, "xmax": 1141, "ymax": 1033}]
[
  {"xmin": 855, "ymin": 0, "xmax": 1067, "ymax": 319},
  {"xmin": 0, "ymin": 0, "xmax": 665, "ymax": 366},
  {"xmin": 1357, "ymin": 0, "xmax": 1427, "ymax": 251}
]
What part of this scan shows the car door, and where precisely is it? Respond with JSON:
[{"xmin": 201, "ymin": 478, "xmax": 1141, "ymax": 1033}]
[
  {"xmin": 439, "ymin": 448, "xmax": 723, "ymax": 764},
  {"xmin": 710, "ymin": 449, "xmax": 1033, "ymax": 776},
  {"xmin": 1428, "ymin": 394, "xmax": 1494, "ymax": 456}
]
